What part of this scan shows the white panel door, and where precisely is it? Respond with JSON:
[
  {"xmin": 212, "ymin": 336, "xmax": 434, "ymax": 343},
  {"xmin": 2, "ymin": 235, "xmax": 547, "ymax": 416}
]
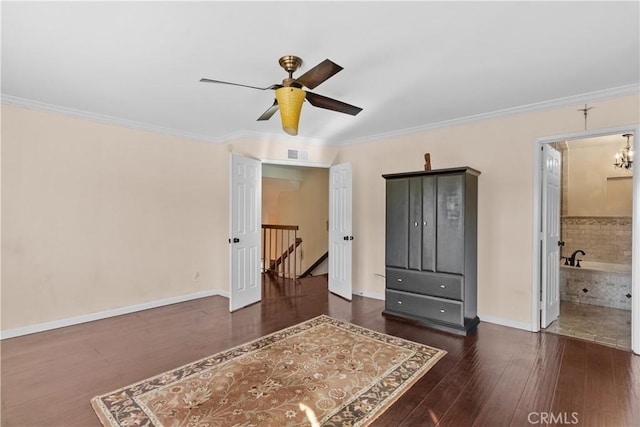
[
  {"xmin": 541, "ymin": 145, "xmax": 562, "ymax": 327},
  {"xmin": 229, "ymin": 154, "xmax": 261, "ymax": 311},
  {"xmin": 328, "ymin": 162, "xmax": 353, "ymax": 301}
]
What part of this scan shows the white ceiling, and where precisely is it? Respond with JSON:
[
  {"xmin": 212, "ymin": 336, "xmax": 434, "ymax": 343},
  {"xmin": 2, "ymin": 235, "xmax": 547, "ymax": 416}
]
[{"xmin": 2, "ymin": 1, "xmax": 639, "ymax": 145}]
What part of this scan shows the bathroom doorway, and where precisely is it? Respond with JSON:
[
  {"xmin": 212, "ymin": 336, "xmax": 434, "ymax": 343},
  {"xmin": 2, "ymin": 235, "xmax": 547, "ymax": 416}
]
[
  {"xmin": 532, "ymin": 125, "xmax": 640, "ymax": 355},
  {"xmin": 546, "ymin": 136, "xmax": 633, "ymax": 349}
]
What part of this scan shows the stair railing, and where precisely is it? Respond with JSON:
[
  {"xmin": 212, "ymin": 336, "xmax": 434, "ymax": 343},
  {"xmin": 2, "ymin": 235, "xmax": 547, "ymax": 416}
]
[{"xmin": 262, "ymin": 224, "xmax": 302, "ymax": 279}]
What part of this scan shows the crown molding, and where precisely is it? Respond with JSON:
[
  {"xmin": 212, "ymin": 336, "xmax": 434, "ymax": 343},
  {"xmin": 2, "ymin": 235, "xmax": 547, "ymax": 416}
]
[
  {"xmin": 3, "ymin": 83, "xmax": 638, "ymax": 147},
  {"xmin": 339, "ymin": 83, "xmax": 640, "ymax": 146},
  {"xmin": 1, "ymin": 94, "xmax": 331, "ymax": 146},
  {"xmin": 1, "ymin": 94, "xmax": 223, "ymax": 143}
]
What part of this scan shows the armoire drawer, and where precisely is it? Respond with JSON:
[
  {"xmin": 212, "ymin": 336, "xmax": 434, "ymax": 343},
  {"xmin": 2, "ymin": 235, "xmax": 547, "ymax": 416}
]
[
  {"xmin": 385, "ymin": 289, "xmax": 464, "ymax": 326},
  {"xmin": 385, "ymin": 268, "xmax": 463, "ymax": 300}
]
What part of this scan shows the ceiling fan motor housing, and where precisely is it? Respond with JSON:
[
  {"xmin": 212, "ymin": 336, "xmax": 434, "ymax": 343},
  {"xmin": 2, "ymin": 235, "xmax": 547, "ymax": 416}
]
[{"xmin": 278, "ymin": 55, "xmax": 303, "ymax": 74}]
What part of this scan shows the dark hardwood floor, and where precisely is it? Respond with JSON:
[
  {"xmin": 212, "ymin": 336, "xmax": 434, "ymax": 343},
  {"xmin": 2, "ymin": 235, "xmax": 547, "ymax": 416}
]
[{"xmin": 1, "ymin": 275, "xmax": 638, "ymax": 426}]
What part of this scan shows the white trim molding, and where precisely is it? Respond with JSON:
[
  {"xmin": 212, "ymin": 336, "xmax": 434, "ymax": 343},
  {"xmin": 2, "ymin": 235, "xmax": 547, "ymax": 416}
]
[
  {"xmin": 354, "ymin": 289, "xmax": 385, "ymax": 301},
  {"xmin": 4, "ymin": 83, "xmax": 638, "ymax": 147},
  {"xmin": 0, "ymin": 289, "xmax": 228, "ymax": 340},
  {"xmin": 478, "ymin": 313, "xmax": 532, "ymax": 332},
  {"xmin": 0, "ymin": 95, "xmax": 329, "ymax": 146},
  {"xmin": 531, "ymin": 124, "xmax": 640, "ymax": 355},
  {"xmin": 0, "ymin": 94, "xmax": 220, "ymax": 144},
  {"xmin": 341, "ymin": 84, "xmax": 640, "ymax": 146},
  {"xmin": 260, "ymin": 159, "xmax": 332, "ymax": 169}
]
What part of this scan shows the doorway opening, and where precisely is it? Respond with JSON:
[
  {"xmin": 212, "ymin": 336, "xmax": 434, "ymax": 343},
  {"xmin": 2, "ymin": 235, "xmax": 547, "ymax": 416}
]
[
  {"xmin": 546, "ymin": 136, "xmax": 632, "ymax": 349},
  {"xmin": 229, "ymin": 154, "xmax": 353, "ymax": 312},
  {"xmin": 261, "ymin": 164, "xmax": 330, "ymax": 300},
  {"xmin": 532, "ymin": 125, "xmax": 640, "ymax": 355}
]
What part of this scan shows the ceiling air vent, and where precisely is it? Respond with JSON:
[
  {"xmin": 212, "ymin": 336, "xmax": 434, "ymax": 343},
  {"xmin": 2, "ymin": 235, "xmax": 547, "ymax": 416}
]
[{"xmin": 287, "ymin": 149, "xmax": 308, "ymax": 161}]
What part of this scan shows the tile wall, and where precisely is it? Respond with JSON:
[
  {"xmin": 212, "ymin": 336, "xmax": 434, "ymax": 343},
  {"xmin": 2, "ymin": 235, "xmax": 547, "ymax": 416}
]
[
  {"xmin": 561, "ymin": 216, "xmax": 632, "ymax": 265},
  {"xmin": 560, "ymin": 266, "xmax": 632, "ymax": 310}
]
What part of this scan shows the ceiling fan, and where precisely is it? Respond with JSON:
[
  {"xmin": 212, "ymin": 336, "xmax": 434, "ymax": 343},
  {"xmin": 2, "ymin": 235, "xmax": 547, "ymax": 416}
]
[{"xmin": 200, "ymin": 55, "xmax": 363, "ymax": 135}]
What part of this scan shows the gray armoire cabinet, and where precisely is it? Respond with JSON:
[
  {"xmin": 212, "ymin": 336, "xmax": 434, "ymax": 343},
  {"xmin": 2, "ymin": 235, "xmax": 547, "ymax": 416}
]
[{"xmin": 382, "ymin": 167, "xmax": 480, "ymax": 335}]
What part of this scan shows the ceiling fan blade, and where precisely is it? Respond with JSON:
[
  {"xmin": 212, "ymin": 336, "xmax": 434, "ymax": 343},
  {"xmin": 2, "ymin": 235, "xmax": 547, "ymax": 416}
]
[
  {"xmin": 295, "ymin": 59, "xmax": 343, "ymax": 89},
  {"xmin": 305, "ymin": 92, "xmax": 363, "ymax": 116},
  {"xmin": 257, "ymin": 100, "xmax": 279, "ymax": 121},
  {"xmin": 200, "ymin": 78, "xmax": 281, "ymax": 91}
]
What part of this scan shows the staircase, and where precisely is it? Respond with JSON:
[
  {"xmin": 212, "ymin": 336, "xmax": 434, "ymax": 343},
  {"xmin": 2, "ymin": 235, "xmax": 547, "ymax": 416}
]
[
  {"xmin": 300, "ymin": 251, "xmax": 328, "ymax": 278},
  {"xmin": 262, "ymin": 224, "xmax": 302, "ymax": 279},
  {"xmin": 269, "ymin": 237, "xmax": 303, "ymax": 271}
]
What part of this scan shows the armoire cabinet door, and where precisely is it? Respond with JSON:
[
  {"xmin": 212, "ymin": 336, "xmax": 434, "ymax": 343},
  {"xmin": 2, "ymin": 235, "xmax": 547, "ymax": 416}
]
[
  {"xmin": 408, "ymin": 177, "xmax": 422, "ymax": 270},
  {"xmin": 421, "ymin": 176, "xmax": 436, "ymax": 271},
  {"xmin": 385, "ymin": 179, "xmax": 409, "ymax": 268},
  {"xmin": 436, "ymin": 174, "xmax": 465, "ymax": 274}
]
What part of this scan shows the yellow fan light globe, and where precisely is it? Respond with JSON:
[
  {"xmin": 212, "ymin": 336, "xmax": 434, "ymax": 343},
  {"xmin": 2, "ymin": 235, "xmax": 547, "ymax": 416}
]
[{"xmin": 275, "ymin": 87, "xmax": 306, "ymax": 136}]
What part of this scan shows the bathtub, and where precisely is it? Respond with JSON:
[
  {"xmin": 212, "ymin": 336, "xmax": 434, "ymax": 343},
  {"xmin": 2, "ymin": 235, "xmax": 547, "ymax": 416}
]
[{"xmin": 560, "ymin": 261, "xmax": 632, "ymax": 310}]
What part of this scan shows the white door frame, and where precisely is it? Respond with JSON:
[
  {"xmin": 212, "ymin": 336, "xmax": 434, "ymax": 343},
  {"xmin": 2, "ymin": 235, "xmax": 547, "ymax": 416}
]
[
  {"xmin": 531, "ymin": 124, "xmax": 640, "ymax": 355},
  {"xmin": 259, "ymin": 159, "xmax": 353, "ymax": 299},
  {"xmin": 232, "ymin": 157, "xmax": 329, "ymax": 311}
]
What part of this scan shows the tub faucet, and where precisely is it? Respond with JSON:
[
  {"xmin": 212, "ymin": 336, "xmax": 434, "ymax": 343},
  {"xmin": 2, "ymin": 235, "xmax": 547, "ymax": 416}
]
[{"xmin": 567, "ymin": 250, "xmax": 586, "ymax": 267}]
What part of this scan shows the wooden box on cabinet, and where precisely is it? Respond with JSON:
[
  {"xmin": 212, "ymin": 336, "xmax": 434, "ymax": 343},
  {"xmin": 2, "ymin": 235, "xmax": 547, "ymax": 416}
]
[{"xmin": 382, "ymin": 167, "xmax": 480, "ymax": 335}]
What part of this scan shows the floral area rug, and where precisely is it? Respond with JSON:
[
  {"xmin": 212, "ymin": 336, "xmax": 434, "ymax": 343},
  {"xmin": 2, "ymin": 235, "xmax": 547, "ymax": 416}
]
[{"xmin": 91, "ymin": 315, "xmax": 446, "ymax": 427}]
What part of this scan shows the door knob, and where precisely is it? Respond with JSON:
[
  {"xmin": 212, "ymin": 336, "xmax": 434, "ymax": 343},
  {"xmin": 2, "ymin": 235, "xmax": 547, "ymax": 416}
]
[{"xmin": 233, "ymin": 238, "xmax": 240, "ymax": 243}]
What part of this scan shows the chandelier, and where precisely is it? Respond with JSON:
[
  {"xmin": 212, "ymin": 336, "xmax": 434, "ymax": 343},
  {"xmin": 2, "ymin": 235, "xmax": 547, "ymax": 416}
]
[{"xmin": 614, "ymin": 133, "xmax": 634, "ymax": 170}]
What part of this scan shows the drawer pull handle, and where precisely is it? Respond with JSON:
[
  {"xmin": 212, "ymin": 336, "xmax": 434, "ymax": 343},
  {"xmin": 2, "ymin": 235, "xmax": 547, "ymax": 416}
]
[
  {"xmin": 440, "ymin": 284, "xmax": 446, "ymax": 288},
  {"xmin": 397, "ymin": 301, "xmax": 403, "ymax": 305},
  {"xmin": 397, "ymin": 278, "xmax": 402, "ymax": 282},
  {"xmin": 440, "ymin": 309, "xmax": 445, "ymax": 313},
  {"xmin": 414, "ymin": 221, "xmax": 419, "ymax": 227}
]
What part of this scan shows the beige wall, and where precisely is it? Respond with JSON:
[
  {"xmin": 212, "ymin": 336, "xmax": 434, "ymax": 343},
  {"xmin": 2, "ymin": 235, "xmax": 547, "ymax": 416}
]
[
  {"xmin": 1, "ymin": 104, "xmax": 339, "ymax": 331},
  {"xmin": 1, "ymin": 105, "xmax": 229, "ymax": 330},
  {"xmin": 2, "ymin": 93, "xmax": 639, "ymax": 332},
  {"xmin": 270, "ymin": 167, "xmax": 329, "ymax": 273},
  {"xmin": 228, "ymin": 137, "xmax": 339, "ymax": 166},
  {"xmin": 338, "ymin": 94, "xmax": 639, "ymax": 325},
  {"xmin": 564, "ymin": 138, "xmax": 633, "ymax": 216}
]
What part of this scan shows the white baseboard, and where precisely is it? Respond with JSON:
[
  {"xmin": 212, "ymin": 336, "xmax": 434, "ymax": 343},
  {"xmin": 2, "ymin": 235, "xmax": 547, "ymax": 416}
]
[
  {"xmin": 478, "ymin": 312, "xmax": 533, "ymax": 332},
  {"xmin": 0, "ymin": 289, "xmax": 227, "ymax": 340},
  {"xmin": 349, "ymin": 294, "xmax": 533, "ymax": 332},
  {"xmin": 1, "ymin": 290, "xmax": 533, "ymax": 340},
  {"xmin": 353, "ymin": 289, "xmax": 385, "ymax": 301}
]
